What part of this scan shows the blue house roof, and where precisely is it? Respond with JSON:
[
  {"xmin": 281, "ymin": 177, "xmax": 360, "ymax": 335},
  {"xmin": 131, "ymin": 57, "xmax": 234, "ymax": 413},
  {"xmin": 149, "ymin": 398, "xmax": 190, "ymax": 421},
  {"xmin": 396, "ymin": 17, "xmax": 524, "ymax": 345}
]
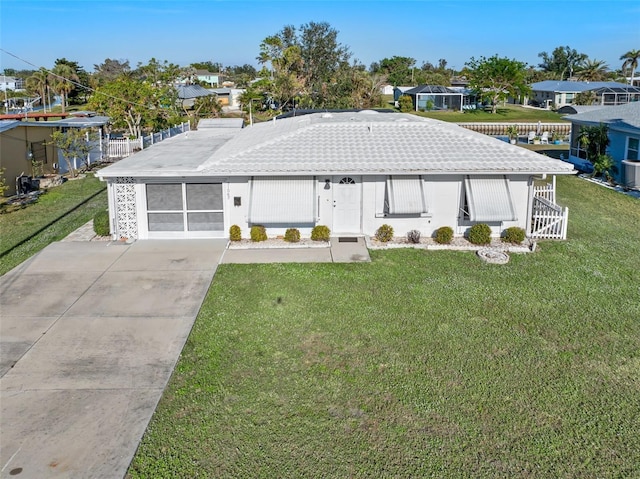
[{"xmin": 566, "ymin": 102, "xmax": 640, "ymax": 130}]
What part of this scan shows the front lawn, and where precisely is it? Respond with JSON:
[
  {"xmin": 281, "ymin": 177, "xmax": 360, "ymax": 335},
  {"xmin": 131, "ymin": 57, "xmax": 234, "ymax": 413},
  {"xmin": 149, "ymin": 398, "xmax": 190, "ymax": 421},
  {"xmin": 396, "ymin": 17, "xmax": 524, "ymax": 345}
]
[
  {"xmin": 0, "ymin": 175, "xmax": 107, "ymax": 275},
  {"xmin": 129, "ymin": 175, "xmax": 640, "ymax": 478}
]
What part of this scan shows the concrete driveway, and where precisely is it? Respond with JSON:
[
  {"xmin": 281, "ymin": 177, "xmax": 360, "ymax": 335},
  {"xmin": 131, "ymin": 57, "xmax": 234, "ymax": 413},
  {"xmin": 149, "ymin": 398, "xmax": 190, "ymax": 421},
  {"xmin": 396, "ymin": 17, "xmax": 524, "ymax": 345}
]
[{"xmin": 0, "ymin": 239, "xmax": 226, "ymax": 479}]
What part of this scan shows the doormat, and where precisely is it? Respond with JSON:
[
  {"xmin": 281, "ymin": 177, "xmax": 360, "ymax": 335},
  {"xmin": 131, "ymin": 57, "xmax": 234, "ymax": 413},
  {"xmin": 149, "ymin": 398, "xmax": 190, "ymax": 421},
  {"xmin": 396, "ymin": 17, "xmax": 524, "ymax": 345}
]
[{"xmin": 338, "ymin": 237, "xmax": 358, "ymax": 243}]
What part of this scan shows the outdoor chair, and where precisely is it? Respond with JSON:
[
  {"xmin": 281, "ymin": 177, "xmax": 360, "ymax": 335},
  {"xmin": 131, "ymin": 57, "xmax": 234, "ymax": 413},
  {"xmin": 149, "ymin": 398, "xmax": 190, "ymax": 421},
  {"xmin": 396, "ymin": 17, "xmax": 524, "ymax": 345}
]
[
  {"xmin": 540, "ymin": 132, "xmax": 549, "ymax": 144},
  {"xmin": 527, "ymin": 131, "xmax": 536, "ymax": 144}
]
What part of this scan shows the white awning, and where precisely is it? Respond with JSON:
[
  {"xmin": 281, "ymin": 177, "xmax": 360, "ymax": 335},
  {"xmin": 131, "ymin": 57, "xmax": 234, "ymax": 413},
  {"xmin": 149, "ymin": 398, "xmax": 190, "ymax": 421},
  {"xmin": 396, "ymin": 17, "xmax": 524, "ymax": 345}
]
[
  {"xmin": 464, "ymin": 176, "xmax": 517, "ymax": 222},
  {"xmin": 249, "ymin": 176, "xmax": 315, "ymax": 224},
  {"xmin": 386, "ymin": 176, "xmax": 427, "ymax": 215}
]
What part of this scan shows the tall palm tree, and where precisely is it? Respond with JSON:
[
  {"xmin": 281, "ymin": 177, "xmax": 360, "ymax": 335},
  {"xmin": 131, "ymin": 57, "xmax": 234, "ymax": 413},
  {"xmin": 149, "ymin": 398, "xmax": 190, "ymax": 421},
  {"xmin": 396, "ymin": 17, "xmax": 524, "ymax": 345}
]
[
  {"xmin": 575, "ymin": 59, "xmax": 610, "ymax": 82},
  {"xmin": 620, "ymin": 49, "xmax": 640, "ymax": 85},
  {"xmin": 50, "ymin": 64, "xmax": 79, "ymax": 113},
  {"xmin": 25, "ymin": 68, "xmax": 50, "ymax": 112}
]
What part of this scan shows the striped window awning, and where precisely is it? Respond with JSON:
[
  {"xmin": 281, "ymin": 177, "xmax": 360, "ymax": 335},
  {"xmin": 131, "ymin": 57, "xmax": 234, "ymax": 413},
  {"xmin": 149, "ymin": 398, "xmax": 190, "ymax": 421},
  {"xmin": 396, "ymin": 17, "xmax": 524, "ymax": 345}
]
[
  {"xmin": 464, "ymin": 176, "xmax": 517, "ymax": 222},
  {"xmin": 386, "ymin": 176, "xmax": 428, "ymax": 215},
  {"xmin": 249, "ymin": 176, "xmax": 315, "ymax": 224}
]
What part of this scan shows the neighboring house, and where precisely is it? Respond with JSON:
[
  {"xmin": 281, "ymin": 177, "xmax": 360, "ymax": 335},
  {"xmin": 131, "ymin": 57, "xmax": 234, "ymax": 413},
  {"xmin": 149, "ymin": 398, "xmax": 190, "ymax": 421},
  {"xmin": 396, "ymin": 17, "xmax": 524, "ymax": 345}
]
[
  {"xmin": 404, "ymin": 85, "xmax": 464, "ymax": 112},
  {"xmin": 566, "ymin": 102, "xmax": 640, "ymax": 188},
  {"xmin": 380, "ymin": 84, "xmax": 394, "ymax": 95},
  {"xmin": 0, "ymin": 116, "xmax": 110, "ymax": 195},
  {"xmin": 210, "ymin": 88, "xmax": 245, "ymax": 110},
  {"xmin": 195, "ymin": 70, "xmax": 221, "ymax": 87},
  {"xmin": 96, "ymin": 111, "xmax": 574, "ymax": 241},
  {"xmin": 393, "ymin": 86, "xmax": 413, "ymax": 104},
  {"xmin": 0, "ymin": 76, "xmax": 19, "ymax": 92},
  {"xmin": 176, "ymin": 84, "xmax": 215, "ymax": 109},
  {"xmin": 530, "ymin": 81, "xmax": 640, "ymax": 109}
]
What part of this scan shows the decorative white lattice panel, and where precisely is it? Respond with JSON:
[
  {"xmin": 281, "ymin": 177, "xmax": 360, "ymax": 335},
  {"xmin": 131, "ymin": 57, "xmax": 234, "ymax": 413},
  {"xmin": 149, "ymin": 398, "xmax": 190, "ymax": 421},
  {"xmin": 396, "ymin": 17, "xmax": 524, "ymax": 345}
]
[{"xmin": 114, "ymin": 177, "xmax": 138, "ymax": 239}]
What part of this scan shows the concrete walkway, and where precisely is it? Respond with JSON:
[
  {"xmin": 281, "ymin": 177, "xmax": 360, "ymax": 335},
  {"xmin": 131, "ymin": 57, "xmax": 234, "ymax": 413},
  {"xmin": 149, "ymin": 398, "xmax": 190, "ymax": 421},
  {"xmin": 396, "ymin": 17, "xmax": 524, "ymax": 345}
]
[
  {"xmin": 0, "ymin": 240, "xmax": 227, "ymax": 479},
  {"xmin": 0, "ymin": 234, "xmax": 369, "ymax": 478}
]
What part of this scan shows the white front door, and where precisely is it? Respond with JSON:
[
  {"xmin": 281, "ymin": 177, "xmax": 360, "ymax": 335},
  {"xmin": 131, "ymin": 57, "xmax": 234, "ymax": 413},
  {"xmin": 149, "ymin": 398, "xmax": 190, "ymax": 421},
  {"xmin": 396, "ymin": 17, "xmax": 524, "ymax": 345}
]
[{"xmin": 332, "ymin": 176, "xmax": 361, "ymax": 233}]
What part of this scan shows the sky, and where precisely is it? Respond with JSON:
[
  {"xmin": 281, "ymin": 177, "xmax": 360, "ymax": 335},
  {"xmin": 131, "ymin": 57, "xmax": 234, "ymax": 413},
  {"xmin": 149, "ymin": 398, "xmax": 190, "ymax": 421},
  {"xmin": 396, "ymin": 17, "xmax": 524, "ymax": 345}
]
[{"xmin": 1, "ymin": 0, "xmax": 639, "ymax": 74}]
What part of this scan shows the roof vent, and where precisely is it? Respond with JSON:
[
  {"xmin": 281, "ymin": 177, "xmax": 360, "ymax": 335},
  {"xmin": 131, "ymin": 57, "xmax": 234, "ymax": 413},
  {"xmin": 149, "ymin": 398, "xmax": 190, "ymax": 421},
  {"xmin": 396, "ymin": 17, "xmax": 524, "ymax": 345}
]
[{"xmin": 321, "ymin": 113, "xmax": 333, "ymax": 118}]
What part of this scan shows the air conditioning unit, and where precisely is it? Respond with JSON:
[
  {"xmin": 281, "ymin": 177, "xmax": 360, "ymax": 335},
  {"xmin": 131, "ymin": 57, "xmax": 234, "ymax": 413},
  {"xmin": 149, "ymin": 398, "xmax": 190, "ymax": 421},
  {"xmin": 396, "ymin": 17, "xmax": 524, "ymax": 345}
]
[{"xmin": 622, "ymin": 160, "xmax": 640, "ymax": 189}]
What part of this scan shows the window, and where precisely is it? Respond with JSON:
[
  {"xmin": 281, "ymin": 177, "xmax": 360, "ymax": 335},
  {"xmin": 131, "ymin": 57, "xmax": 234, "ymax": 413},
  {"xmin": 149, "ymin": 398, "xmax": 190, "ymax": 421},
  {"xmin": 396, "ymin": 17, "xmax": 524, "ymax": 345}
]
[
  {"xmin": 249, "ymin": 176, "xmax": 315, "ymax": 224},
  {"xmin": 385, "ymin": 176, "xmax": 428, "ymax": 216},
  {"xmin": 462, "ymin": 176, "xmax": 517, "ymax": 222},
  {"xmin": 627, "ymin": 138, "xmax": 639, "ymax": 161},
  {"xmin": 146, "ymin": 183, "xmax": 223, "ymax": 232},
  {"xmin": 339, "ymin": 177, "xmax": 356, "ymax": 185}
]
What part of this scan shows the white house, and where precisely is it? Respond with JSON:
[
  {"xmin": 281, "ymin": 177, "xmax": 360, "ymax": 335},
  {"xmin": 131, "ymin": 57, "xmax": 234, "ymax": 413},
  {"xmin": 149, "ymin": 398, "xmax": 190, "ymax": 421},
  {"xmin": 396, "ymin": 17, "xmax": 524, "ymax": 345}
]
[
  {"xmin": 96, "ymin": 111, "xmax": 575, "ymax": 241},
  {"xmin": 0, "ymin": 75, "xmax": 19, "ymax": 91},
  {"xmin": 530, "ymin": 81, "xmax": 640, "ymax": 109}
]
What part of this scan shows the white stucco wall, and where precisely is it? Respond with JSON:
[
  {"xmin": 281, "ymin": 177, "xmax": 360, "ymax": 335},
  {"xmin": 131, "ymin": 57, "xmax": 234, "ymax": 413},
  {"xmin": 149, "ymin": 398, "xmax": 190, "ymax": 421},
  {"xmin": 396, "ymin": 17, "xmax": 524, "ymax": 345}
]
[{"xmin": 109, "ymin": 174, "xmax": 535, "ymax": 240}]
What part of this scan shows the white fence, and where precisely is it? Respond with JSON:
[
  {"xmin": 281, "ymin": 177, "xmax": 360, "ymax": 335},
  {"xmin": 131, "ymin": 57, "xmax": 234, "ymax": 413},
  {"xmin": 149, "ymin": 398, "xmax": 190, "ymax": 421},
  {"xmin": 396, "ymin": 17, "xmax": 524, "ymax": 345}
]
[
  {"xmin": 459, "ymin": 122, "xmax": 571, "ymax": 137},
  {"xmin": 529, "ymin": 177, "xmax": 568, "ymax": 240},
  {"xmin": 105, "ymin": 122, "xmax": 190, "ymax": 159}
]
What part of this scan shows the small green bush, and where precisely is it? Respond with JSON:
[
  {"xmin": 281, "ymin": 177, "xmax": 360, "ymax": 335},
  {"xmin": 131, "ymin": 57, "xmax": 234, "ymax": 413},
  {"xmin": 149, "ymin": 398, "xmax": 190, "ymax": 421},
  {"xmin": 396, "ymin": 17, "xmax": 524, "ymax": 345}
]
[
  {"xmin": 284, "ymin": 228, "xmax": 300, "ymax": 243},
  {"xmin": 311, "ymin": 225, "xmax": 331, "ymax": 242},
  {"xmin": 407, "ymin": 229, "xmax": 421, "ymax": 244},
  {"xmin": 467, "ymin": 223, "xmax": 492, "ymax": 245},
  {"xmin": 93, "ymin": 209, "xmax": 110, "ymax": 236},
  {"xmin": 502, "ymin": 226, "xmax": 526, "ymax": 244},
  {"xmin": 229, "ymin": 225, "xmax": 242, "ymax": 241},
  {"xmin": 434, "ymin": 226, "xmax": 454, "ymax": 244},
  {"xmin": 250, "ymin": 225, "xmax": 267, "ymax": 242},
  {"xmin": 375, "ymin": 224, "xmax": 394, "ymax": 242}
]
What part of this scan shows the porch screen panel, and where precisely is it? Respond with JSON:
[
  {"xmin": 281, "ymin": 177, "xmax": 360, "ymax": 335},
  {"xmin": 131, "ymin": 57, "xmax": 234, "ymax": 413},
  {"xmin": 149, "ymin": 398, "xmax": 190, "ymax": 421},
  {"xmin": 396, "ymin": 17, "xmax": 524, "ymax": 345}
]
[
  {"xmin": 186, "ymin": 183, "xmax": 223, "ymax": 210},
  {"xmin": 148, "ymin": 213, "xmax": 184, "ymax": 231},
  {"xmin": 188, "ymin": 212, "xmax": 224, "ymax": 231},
  {"xmin": 146, "ymin": 184, "xmax": 183, "ymax": 210},
  {"xmin": 464, "ymin": 176, "xmax": 517, "ymax": 222},
  {"xmin": 249, "ymin": 176, "xmax": 315, "ymax": 224},
  {"xmin": 386, "ymin": 176, "xmax": 427, "ymax": 214}
]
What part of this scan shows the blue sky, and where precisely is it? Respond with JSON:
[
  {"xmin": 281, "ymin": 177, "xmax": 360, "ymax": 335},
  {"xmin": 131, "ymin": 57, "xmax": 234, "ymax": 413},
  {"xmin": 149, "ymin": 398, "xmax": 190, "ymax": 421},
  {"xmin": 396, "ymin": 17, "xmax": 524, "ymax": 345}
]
[{"xmin": 1, "ymin": 0, "xmax": 638, "ymax": 73}]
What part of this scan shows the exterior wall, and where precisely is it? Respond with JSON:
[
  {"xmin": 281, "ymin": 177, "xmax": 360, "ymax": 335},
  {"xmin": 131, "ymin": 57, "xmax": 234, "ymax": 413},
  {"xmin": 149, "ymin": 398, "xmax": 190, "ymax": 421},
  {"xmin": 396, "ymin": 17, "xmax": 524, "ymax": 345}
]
[
  {"xmin": 118, "ymin": 174, "xmax": 536, "ymax": 240},
  {"xmin": 608, "ymin": 128, "xmax": 640, "ymax": 184},
  {"xmin": 0, "ymin": 125, "xmax": 58, "ymax": 196}
]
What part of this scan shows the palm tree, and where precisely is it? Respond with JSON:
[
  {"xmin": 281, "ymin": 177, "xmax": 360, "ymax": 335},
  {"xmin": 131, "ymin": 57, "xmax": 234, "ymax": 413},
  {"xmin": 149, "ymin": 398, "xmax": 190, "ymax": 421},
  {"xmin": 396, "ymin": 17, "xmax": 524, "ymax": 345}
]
[
  {"xmin": 620, "ymin": 49, "xmax": 640, "ymax": 85},
  {"xmin": 25, "ymin": 68, "xmax": 50, "ymax": 112},
  {"xmin": 575, "ymin": 59, "xmax": 610, "ymax": 81},
  {"xmin": 50, "ymin": 64, "xmax": 79, "ymax": 113}
]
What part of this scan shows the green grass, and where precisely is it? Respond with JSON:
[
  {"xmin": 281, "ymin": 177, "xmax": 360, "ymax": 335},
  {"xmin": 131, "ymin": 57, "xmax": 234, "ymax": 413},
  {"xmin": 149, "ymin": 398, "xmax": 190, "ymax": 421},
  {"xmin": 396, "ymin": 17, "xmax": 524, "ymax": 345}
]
[
  {"xmin": 0, "ymin": 175, "xmax": 107, "ymax": 275},
  {"xmin": 128, "ymin": 175, "xmax": 640, "ymax": 478},
  {"xmin": 413, "ymin": 104, "xmax": 568, "ymax": 123}
]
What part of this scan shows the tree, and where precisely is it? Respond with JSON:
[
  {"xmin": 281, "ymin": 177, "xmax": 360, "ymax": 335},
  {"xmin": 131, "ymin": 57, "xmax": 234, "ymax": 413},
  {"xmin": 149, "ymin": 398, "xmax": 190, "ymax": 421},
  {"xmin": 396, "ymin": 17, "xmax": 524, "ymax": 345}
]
[
  {"xmin": 190, "ymin": 61, "xmax": 223, "ymax": 73},
  {"xmin": 257, "ymin": 21, "xmax": 352, "ymax": 108},
  {"xmin": 49, "ymin": 128, "xmax": 97, "ymax": 177},
  {"xmin": 620, "ymin": 49, "xmax": 640, "ymax": 84},
  {"xmin": 93, "ymin": 58, "xmax": 131, "ymax": 85},
  {"xmin": 54, "ymin": 58, "xmax": 90, "ymax": 104},
  {"xmin": 575, "ymin": 59, "xmax": 610, "ymax": 81},
  {"xmin": 88, "ymin": 77, "xmax": 158, "ymax": 138},
  {"xmin": 186, "ymin": 95, "xmax": 222, "ymax": 129},
  {"xmin": 398, "ymin": 95, "xmax": 413, "ymax": 112},
  {"xmin": 25, "ymin": 68, "xmax": 51, "ymax": 111},
  {"xmin": 370, "ymin": 56, "xmax": 416, "ymax": 86},
  {"xmin": 50, "ymin": 63, "xmax": 79, "ymax": 113},
  {"xmin": 574, "ymin": 90, "xmax": 596, "ymax": 105},
  {"xmin": 465, "ymin": 55, "xmax": 530, "ymax": 113},
  {"xmin": 538, "ymin": 46, "xmax": 587, "ymax": 80},
  {"xmin": 226, "ymin": 64, "xmax": 257, "ymax": 87},
  {"xmin": 577, "ymin": 123, "xmax": 610, "ymax": 168}
]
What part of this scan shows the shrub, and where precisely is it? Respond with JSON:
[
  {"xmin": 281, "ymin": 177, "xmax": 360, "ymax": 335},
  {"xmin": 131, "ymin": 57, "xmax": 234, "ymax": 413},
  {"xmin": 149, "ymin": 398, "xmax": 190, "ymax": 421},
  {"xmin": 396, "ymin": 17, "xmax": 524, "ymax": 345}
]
[
  {"xmin": 398, "ymin": 95, "xmax": 413, "ymax": 112},
  {"xmin": 284, "ymin": 228, "xmax": 300, "ymax": 243},
  {"xmin": 229, "ymin": 225, "xmax": 242, "ymax": 241},
  {"xmin": 502, "ymin": 226, "xmax": 526, "ymax": 244},
  {"xmin": 434, "ymin": 226, "xmax": 454, "ymax": 244},
  {"xmin": 407, "ymin": 229, "xmax": 421, "ymax": 244},
  {"xmin": 467, "ymin": 223, "xmax": 492, "ymax": 245},
  {"xmin": 93, "ymin": 209, "xmax": 110, "ymax": 236},
  {"xmin": 311, "ymin": 225, "xmax": 331, "ymax": 242},
  {"xmin": 375, "ymin": 224, "xmax": 394, "ymax": 242},
  {"xmin": 250, "ymin": 225, "xmax": 267, "ymax": 242}
]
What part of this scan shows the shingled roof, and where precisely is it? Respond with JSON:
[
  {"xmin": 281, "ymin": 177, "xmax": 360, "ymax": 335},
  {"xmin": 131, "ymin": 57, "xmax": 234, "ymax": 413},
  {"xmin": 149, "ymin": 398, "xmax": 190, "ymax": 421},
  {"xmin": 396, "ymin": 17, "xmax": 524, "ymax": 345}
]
[{"xmin": 99, "ymin": 111, "xmax": 575, "ymax": 178}]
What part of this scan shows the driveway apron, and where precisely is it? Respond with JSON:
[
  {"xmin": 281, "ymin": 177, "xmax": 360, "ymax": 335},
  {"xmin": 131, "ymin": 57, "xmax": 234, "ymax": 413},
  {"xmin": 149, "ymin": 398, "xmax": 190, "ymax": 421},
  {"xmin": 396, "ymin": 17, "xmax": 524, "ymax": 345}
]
[{"xmin": 0, "ymin": 239, "xmax": 227, "ymax": 479}]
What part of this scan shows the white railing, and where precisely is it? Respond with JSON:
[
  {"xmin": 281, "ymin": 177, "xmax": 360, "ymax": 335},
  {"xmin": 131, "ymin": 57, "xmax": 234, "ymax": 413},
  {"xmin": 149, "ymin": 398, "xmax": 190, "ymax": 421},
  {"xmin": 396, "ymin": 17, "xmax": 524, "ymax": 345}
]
[
  {"xmin": 106, "ymin": 138, "xmax": 143, "ymax": 159},
  {"xmin": 105, "ymin": 122, "xmax": 190, "ymax": 159},
  {"xmin": 459, "ymin": 122, "xmax": 571, "ymax": 137},
  {"xmin": 533, "ymin": 176, "xmax": 556, "ymax": 203}
]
